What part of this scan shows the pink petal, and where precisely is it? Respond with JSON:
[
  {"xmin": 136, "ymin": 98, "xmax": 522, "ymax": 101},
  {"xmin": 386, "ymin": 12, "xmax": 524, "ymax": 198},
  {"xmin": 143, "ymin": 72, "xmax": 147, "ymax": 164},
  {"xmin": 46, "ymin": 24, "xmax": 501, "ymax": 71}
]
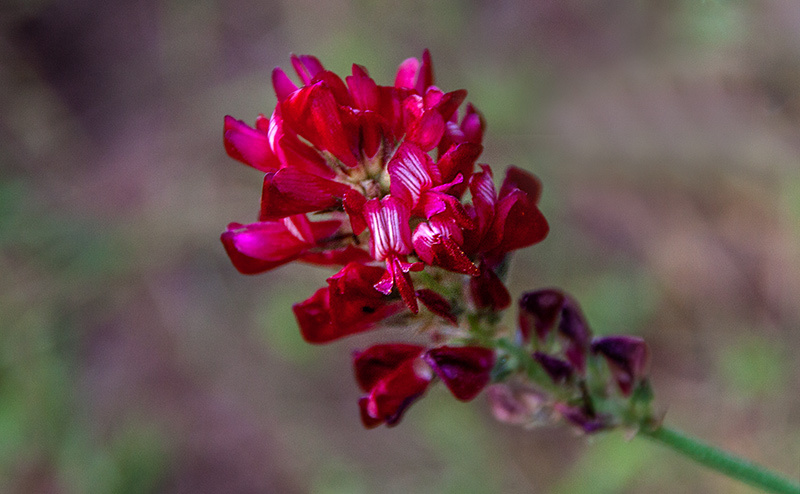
[
  {"xmin": 394, "ymin": 57, "xmax": 421, "ymax": 89},
  {"xmin": 424, "ymin": 346, "xmax": 495, "ymax": 401},
  {"xmin": 271, "ymin": 67, "xmax": 298, "ymax": 101},
  {"xmin": 223, "ymin": 116, "xmax": 280, "ymax": 172},
  {"xmin": 290, "ymin": 53, "xmax": 324, "ymax": 85}
]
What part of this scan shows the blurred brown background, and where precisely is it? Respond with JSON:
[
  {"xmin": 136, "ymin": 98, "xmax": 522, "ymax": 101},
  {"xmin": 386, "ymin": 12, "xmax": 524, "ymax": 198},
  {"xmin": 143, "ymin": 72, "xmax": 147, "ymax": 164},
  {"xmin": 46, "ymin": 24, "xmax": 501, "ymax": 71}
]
[{"xmin": 1, "ymin": 0, "xmax": 798, "ymax": 492}]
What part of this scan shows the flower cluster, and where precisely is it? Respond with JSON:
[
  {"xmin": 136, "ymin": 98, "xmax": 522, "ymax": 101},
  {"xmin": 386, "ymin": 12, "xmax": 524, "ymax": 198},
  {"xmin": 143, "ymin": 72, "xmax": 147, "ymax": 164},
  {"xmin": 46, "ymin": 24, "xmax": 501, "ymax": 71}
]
[
  {"xmin": 221, "ymin": 51, "xmax": 548, "ymax": 427},
  {"xmin": 221, "ymin": 51, "xmax": 652, "ymax": 431}
]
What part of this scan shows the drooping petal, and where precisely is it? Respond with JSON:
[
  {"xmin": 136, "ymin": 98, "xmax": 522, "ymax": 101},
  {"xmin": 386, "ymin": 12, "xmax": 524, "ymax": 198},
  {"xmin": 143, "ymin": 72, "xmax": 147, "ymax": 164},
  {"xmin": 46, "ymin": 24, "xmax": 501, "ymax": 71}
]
[
  {"xmin": 415, "ymin": 289, "xmax": 457, "ymax": 325},
  {"xmin": 424, "ymin": 346, "xmax": 495, "ymax": 401},
  {"xmin": 259, "ymin": 168, "xmax": 352, "ymax": 220},
  {"xmin": 223, "ymin": 116, "xmax": 280, "ymax": 172},
  {"xmin": 489, "ymin": 170, "xmax": 549, "ymax": 255},
  {"xmin": 327, "ymin": 262, "xmax": 401, "ymax": 325},
  {"xmin": 500, "ymin": 165, "xmax": 543, "ymax": 205},
  {"xmin": 469, "ymin": 261, "xmax": 511, "ymax": 310},
  {"xmin": 364, "ymin": 357, "xmax": 433, "ymax": 426},
  {"xmin": 343, "ymin": 189, "xmax": 367, "ymax": 235},
  {"xmin": 353, "ymin": 343, "xmax": 425, "ymax": 392},
  {"xmin": 220, "ymin": 217, "xmax": 340, "ymax": 274}
]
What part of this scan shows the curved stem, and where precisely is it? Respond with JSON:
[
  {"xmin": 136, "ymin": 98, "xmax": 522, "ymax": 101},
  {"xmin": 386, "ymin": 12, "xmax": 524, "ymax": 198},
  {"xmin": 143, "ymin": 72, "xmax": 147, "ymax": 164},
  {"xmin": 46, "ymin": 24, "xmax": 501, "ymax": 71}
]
[{"xmin": 640, "ymin": 425, "xmax": 799, "ymax": 494}]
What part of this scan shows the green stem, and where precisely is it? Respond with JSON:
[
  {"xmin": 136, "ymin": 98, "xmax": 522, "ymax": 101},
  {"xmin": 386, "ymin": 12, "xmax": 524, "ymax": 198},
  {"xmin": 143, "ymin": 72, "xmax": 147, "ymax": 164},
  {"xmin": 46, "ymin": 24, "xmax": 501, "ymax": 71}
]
[{"xmin": 640, "ymin": 425, "xmax": 799, "ymax": 494}]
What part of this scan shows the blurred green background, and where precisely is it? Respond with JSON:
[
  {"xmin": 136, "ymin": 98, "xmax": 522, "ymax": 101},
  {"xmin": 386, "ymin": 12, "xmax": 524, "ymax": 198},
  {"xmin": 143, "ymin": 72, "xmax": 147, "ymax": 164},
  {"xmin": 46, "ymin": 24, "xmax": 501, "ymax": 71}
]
[{"xmin": 1, "ymin": 0, "xmax": 799, "ymax": 492}]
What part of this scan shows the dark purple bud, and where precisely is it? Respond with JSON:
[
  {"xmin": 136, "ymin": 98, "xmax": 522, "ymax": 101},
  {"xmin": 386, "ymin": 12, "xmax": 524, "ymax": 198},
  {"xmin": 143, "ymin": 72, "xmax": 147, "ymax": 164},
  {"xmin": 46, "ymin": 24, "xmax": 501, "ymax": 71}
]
[
  {"xmin": 424, "ymin": 346, "xmax": 495, "ymax": 401},
  {"xmin": 554, "ymin": 403, "xmax": 611, "ymax": 434},
  {"xmin": 518, "ymin": 289, "xmax": 566, "ymax": 342},
  {"xmin": 591, "ymin": 336, "xmax": 650, "ymax": 396},
  {"xmin": 533, "ymin": 352, "xmax": 573, "ymax": 384},
  {"xmin": 558, "ymin": 298, "xmax": 591, "ymax": 373}
]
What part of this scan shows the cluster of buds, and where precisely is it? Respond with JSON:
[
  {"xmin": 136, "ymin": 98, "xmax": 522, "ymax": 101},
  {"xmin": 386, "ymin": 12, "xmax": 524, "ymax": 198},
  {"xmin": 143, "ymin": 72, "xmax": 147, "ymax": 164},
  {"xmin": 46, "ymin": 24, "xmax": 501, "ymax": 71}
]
[
  {"xmin": 488, "ymin": 289, "xmax": 653, "ymax": 433},
  {"xmin": 221, "ymin": 51, "xmax": 653, "ymax": 430}
]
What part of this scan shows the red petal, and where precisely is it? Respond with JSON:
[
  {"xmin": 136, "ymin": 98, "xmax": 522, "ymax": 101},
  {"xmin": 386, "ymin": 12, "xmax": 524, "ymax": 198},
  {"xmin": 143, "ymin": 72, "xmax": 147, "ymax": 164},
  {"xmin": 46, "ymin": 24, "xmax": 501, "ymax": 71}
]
[
  {"xmin": 436, "ymin": 142, "xmax": 483, "ymax": 188},
  {"xmin": 469, "ymin": 262, "xmax": 511, "ymax": 310},
  {"xmin": 343, "ymin": 189, "xmax": 367, "ymax": 235},
  {"xmin": 353, "ymin": 343, "xmax": 425, "ymax": 392},
  {"xmin": 490, "ymin": 189, "xmax": 549, "ymax": 255},
  {"xmin": 281, "ymin": 83, "xmax": 358, "ymax": 167},
  {"xmin": 366, "ymin": 358, "xmax": 432, "ymax": 425},
  {"xmin": 223, "ymin": 116, "xmax": 280, "ymax": 172},
  {"xmin": 500, "ymin": 166, "xmax": 543, "ymax": 204},
  {"xmin": 259, "ymin": 168, "xmax": 351, "ymax": 220},
  {"xmin": 424, "ymin": 346, "xmax": 495, "ymax": 401}
]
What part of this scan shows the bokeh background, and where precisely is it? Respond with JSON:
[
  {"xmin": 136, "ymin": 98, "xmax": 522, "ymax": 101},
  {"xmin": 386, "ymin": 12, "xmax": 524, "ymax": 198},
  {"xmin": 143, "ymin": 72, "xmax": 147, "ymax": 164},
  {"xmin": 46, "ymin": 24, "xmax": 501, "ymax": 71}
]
[{"xmin": 1, "ymin": 0, "xmax": 799, "ymax": 492}]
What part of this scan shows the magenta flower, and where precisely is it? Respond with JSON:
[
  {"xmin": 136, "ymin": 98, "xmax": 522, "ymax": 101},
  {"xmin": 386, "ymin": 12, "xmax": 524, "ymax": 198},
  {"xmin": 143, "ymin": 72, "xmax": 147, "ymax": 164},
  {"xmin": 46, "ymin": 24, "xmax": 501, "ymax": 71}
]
[
  {"xmin": 221, "ymin": 215, "xmax": 341, "ymax": 274},
  {"xmin": 353, "ymin": 344, "xmax": 432, "ymax": 428}
]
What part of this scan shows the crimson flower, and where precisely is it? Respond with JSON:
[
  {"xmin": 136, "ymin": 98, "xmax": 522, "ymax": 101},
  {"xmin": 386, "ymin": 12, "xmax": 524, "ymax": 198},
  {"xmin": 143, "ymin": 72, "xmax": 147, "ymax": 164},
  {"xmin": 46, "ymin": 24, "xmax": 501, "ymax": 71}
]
[{"xmin": 354, "ymin": 344, "xmax": 496, "ymax": 428}]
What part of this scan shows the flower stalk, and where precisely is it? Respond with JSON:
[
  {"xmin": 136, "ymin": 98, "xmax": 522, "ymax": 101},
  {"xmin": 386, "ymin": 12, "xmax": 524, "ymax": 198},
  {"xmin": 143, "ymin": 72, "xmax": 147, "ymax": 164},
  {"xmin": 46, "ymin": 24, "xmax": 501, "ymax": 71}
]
[{"xmin": 640, "ymin": 425, "xmax": 800, "ymax": 494}]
